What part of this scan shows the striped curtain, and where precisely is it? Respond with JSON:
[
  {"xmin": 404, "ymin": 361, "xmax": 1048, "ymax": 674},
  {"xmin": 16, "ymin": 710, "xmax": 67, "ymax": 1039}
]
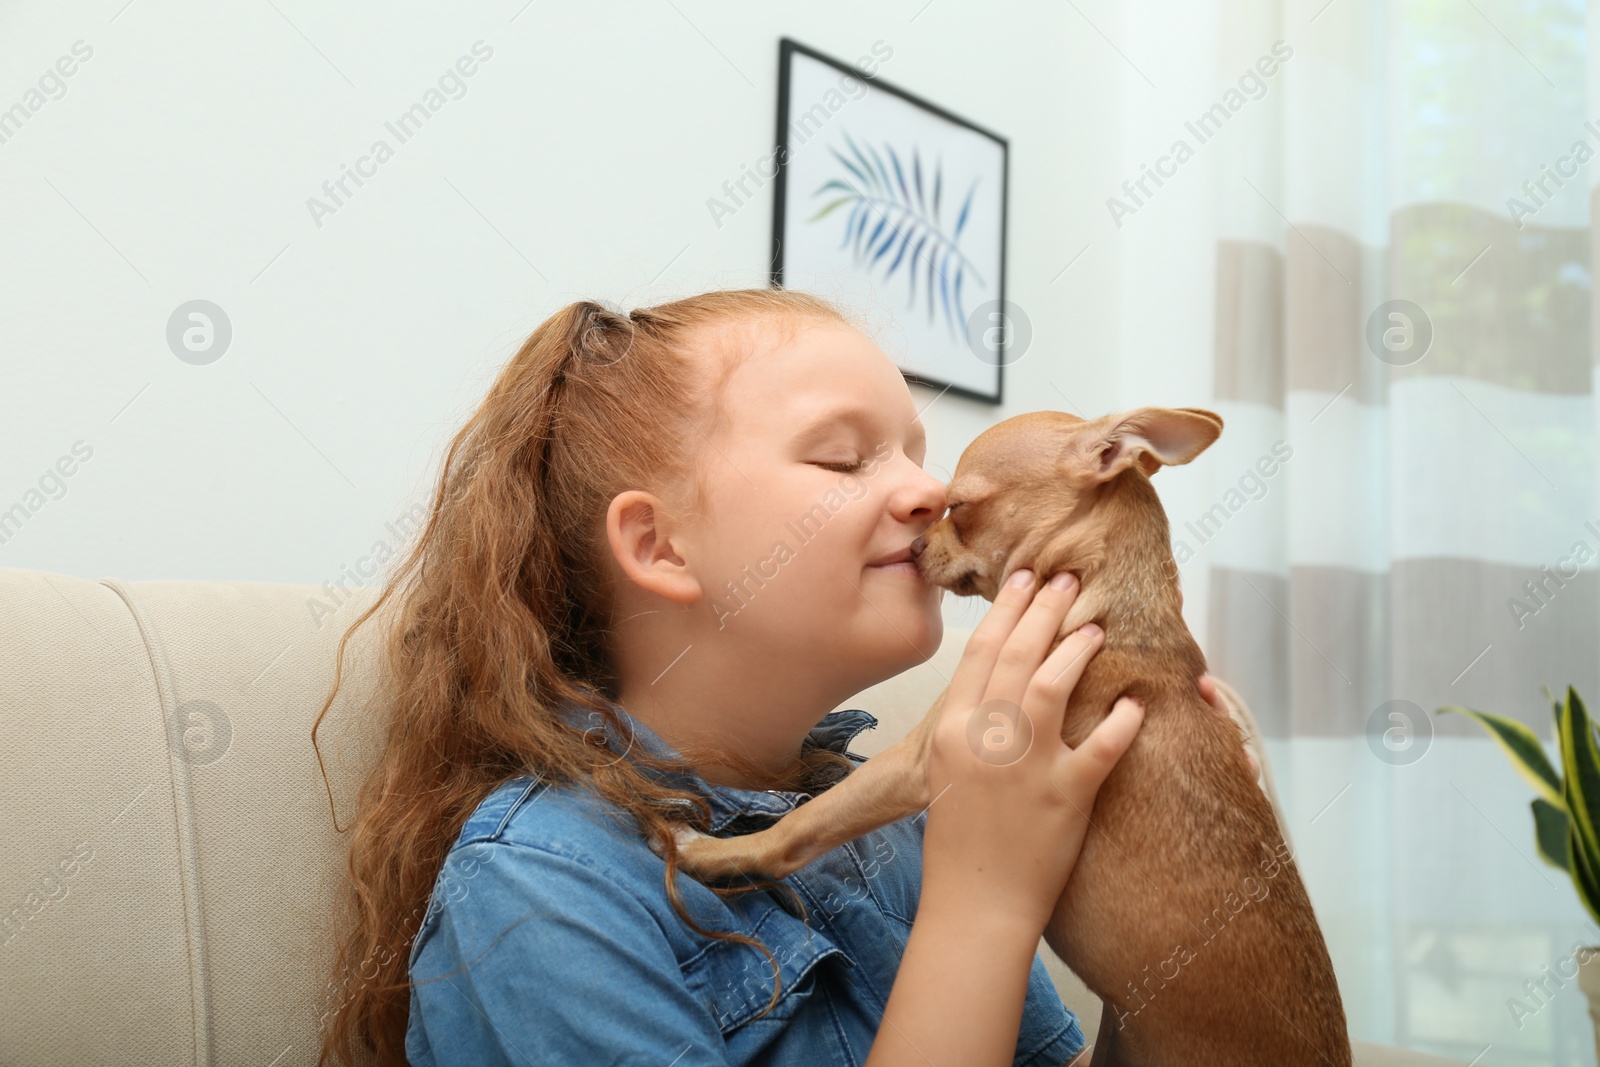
[{"xmin": 1127, "ymin": 0, "xmax": 1596, "ymax": 1062}]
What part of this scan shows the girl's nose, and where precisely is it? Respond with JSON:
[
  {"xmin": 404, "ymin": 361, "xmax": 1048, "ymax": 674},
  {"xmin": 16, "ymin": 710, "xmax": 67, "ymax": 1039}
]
[{"xmin": 899, "ymin": 468, "xmax": 946, "ymax": 523}]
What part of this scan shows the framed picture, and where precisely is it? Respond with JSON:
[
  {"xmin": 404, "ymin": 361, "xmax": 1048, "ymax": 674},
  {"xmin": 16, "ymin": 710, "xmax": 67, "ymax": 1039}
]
[{"xmin": 770, "ymin": 37, "xmax": 1009, "ymax": 404}]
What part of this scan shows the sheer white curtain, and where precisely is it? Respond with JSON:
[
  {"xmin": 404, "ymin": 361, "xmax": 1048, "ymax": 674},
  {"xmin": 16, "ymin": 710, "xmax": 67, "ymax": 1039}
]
[{"xmin": 1109, "ymin": 0, "xmax": 1597, "ymax": 1062}]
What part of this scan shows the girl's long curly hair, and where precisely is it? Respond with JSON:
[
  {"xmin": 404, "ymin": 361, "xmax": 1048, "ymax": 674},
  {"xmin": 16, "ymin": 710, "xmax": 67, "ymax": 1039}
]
[{"xmin": 313, "ymin": 288, "xmax": 867, "ymax": 1066}]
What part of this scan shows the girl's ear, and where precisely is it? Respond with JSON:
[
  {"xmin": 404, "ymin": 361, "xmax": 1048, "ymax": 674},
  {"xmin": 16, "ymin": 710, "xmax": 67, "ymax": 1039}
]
[
  {"xmin": 1063, "ymin": 407, "xmax": 1223, "ymax": 482},
  {"xmin": 605, "ymin": 491, "xmax": 702, "ymax": 605}
]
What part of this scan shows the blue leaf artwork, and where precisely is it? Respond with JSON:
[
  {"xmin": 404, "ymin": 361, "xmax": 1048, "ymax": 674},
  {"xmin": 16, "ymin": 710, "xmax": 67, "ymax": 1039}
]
[{"xmin": 804, "ymin": 130, "xmax": 986, "ymax": 341}]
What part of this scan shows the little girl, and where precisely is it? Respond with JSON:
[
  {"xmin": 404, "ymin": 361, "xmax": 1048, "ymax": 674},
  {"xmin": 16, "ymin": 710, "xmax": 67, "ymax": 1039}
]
[{"xmin": 316, "ymin": 288, "xmax": 1209, "ymax": 1066}]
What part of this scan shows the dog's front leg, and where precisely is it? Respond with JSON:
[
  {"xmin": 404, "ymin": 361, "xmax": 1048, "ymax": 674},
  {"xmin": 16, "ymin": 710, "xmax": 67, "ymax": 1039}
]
[{"xmin": 665, "ymin": 688, "xmax": 948, "ymax": 882}]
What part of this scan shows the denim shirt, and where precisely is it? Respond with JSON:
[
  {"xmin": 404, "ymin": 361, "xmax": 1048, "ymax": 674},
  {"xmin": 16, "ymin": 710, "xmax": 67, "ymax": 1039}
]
[{"xmin": 405, "ymin": 701, "xmax": 1086, "ymax": 1066}]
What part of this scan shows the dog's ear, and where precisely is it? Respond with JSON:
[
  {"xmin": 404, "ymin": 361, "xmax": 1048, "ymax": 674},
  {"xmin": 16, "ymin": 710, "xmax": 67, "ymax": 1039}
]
[{"xmin": 1064, "ymin": 407, "xmax": 1223, "ymax": 481}]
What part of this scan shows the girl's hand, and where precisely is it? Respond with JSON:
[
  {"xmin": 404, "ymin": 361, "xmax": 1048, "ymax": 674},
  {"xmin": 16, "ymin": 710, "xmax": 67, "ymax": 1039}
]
[
  {"xmin": 1183, "ymin": 582, "xmax": 1261, "ymax": 780},
  {"xmin": 919, "ymin": 569, "xmax": 1144, "ymax": 939},
  {"xmin": 1197, "ymin": 673, "xmax": 1261, "ymax": 780}
]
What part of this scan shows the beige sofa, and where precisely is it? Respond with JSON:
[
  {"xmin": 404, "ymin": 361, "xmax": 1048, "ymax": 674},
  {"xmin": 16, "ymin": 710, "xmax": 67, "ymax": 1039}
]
[{"xmin": 0, "ymin": 566, "xmax": 1466, "ymax": 1066}]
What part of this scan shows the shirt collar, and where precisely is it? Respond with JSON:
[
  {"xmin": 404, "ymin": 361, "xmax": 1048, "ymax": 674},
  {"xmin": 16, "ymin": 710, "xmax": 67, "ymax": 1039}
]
[{"xmin": 557, "ymin": 700, "xmax": 879, "ymax": 834}]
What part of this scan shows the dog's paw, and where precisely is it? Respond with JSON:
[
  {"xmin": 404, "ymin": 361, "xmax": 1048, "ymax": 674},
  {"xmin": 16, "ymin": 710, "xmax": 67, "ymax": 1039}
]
[
  {"xmin": 648, "ymin": 823, "xmax": 710, "ymax": 859},
  {"xmin": 652, "ymin": 823, "xmax": 786, "ymax": 880}
]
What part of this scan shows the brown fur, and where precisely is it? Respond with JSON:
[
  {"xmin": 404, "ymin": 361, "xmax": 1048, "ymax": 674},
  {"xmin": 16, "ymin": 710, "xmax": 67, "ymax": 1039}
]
[{"xmin": 672, "ymin": 407, "xmax": 1350, "ymax": 1066}]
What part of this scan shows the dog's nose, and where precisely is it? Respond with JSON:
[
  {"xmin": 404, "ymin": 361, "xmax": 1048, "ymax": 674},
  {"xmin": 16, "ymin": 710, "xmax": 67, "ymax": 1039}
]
[{"xmin": 909, "ymin": 534, "xmax": 927, "ymax": 558}]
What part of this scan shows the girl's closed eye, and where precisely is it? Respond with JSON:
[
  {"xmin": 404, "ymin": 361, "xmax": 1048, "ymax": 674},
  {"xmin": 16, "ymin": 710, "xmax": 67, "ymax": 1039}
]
[{"xmin": 815, "ymin": 459, "xmax": 866, "ymax": 473}]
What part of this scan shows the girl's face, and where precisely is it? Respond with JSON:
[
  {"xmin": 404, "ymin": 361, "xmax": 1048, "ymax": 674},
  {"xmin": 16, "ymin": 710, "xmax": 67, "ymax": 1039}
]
[{"xmin": 682, "ymin": 317, "xmax": 948, "ymax": 684}]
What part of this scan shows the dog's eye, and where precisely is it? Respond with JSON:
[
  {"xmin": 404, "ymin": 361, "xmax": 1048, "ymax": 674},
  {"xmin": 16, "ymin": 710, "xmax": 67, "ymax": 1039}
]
[{"xmin": 945, "ymin": 502, "xmax": 965, "ymax": 544}]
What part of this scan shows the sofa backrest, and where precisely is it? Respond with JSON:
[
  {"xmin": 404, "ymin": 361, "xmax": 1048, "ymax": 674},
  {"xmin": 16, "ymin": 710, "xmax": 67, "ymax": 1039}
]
[{"xmin": 2, "ymin": 567, "xmax": 393, "ymax": 1066}]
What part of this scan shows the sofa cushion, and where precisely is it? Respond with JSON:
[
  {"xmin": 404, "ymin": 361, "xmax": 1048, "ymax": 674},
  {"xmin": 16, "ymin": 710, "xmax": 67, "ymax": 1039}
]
[{"xmin": 1, "ymin": 567, "xmax": 388, "ymax": 1067}]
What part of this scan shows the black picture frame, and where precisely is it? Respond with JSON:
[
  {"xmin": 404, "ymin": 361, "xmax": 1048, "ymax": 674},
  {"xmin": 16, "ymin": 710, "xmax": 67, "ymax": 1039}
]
[{"xmin": 770, "ymin": 37, "xmax": 1010, "ymax": 405}]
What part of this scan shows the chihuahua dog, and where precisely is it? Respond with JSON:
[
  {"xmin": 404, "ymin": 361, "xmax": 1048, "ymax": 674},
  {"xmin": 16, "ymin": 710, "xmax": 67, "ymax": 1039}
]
[{"xmin": 667, "ymin": 407, "xmax": 1350, "ymax": 1067}]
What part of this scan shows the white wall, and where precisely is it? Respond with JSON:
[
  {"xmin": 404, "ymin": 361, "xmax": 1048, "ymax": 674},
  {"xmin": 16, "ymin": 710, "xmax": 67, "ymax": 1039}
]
[{"xmin": 0, "ymin": 0, "xmax": 1153, "ymax": 635}]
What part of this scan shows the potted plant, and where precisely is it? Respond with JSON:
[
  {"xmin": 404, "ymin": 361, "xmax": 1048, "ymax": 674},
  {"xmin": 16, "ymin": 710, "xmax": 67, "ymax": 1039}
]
[{"xmin": 1440, "ymin": 685, "xmax": 1600, "ymax": 1055}]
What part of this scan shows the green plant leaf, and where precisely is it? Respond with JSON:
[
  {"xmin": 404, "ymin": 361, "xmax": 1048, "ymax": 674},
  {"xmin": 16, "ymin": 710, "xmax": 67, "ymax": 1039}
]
[
  {"xmin": 954, "ymin": 178, "xmax": 978, "ymax": 241},
  {"xmin": 1533, "ymin": 798, "xmax": 1572, "ymax": 871},
  {"xmin": 840, "ymin": 202, "xmax": 868, "ymax": 253},
  {"xmin": 862, "ymin": 212, "xmax": 889, "ymax": 260},
  {"xmin": 1568, "ymin": 816, "xmax": 1600, "ymax": 928},
  {"xmin": 811, "ymin": 179, "xmax": 860, "ymax": 198},
  {"xmin": 864, "ymin": 141, "xmax": 894, "ymax": 197},
  {"xmin": 887, "ymin": 143, "xmax": 911, "ymax": 203},
  {"xmin": 904, "ymin": 233, "xmax": 928, "ymax": 309},
  {"xmin": 827, "ymin": 146, "xmax": 874, "ymax": 192},
  {"xmin": 841, "ymin": 131, "xmax": 881, "ymax": 194},
  {"xmin": 805, "ymin": 197, "xmax": 853, "ymax": 223},
  {"xmin": 1560, "ymin": 687, "xmax": 1600, "ymax": 876},
  {"xmin": 884, "ymin": 224, "xmax": 915, "ymax": 276},
  {"xmin": 1438, "ymin": 705, "xmax": 1562, "ymax": 805}
]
